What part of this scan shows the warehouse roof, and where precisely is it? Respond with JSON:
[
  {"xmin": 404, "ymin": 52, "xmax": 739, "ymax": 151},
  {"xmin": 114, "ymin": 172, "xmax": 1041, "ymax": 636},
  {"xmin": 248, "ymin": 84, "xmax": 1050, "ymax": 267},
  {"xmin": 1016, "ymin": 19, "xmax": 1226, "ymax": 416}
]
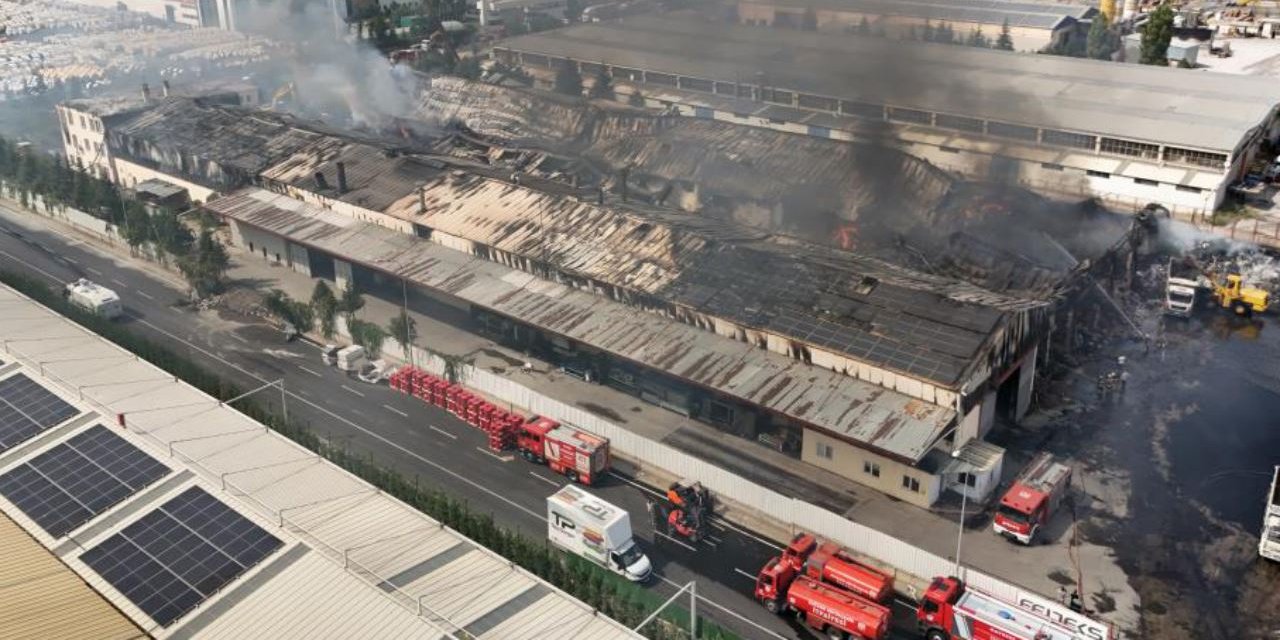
[
  {"xmin": 0, "ymin": 512, "xmax": 145, "ymax": 640},
  {"xmin": 0, "ymin": 284, "xmax": 640, "ymax": 640},
  {"xmin": 739, "ymin": 0, "xmax": 1096, "ymax": 29},
  {"xmin": 498, "ymin": 15, "xmax": 1280, "ymax": 153},
  {"xmin": 209, "ymin": 187, "xmax": 959, "ymax": 462}
]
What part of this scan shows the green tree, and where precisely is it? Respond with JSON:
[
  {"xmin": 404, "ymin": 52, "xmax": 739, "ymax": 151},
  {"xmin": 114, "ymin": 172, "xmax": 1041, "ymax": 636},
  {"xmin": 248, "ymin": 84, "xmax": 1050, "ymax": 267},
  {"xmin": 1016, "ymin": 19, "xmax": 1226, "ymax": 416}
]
[
  {"xmin": 587, "ymin": 67, "xmax": 614, "ymax": 100},
  {"xmin": 178, "ymin": 229, "xmax": 229, "ymax": 297},
  {"xmin": 263, "ymin": 289, "xmax": 315, "ymax": 332},
  {"xmin": 966, "ymin": 26, "xmax": 988, "ymax": 48},
  {"xmin": 151, "ymin": 209, "xmax": 195, "ymax": 258},
  {"xmin": 387, "ymin": 308, "xmax": 417, "ymax": 357},
  {"xmin": 311, "ymin": 280, "xmax": 339, "ymax": 338},
  {"xmin": 627, "ymin": 89, "xmax": 645, "ymax": 108},
  {"xmin": 1086, "ymin": 13, "xmax": 1120, "ymax": 60},
  {"xmin": 936, "ymin": 22, "xmax": 955, "ymax": 44},
  {"xmin": 348, "ymin": 319, "xmax": 387, "ymax": 358},
  {"xmin": 338, "ymin": 281, "xmax": 365, "ymax": 319},
  {"xmin": 921, "ymin": 20, "xmax": 935, "ymax": 42},
  {"xmin": 553, "ymin": 60, "xmax": 583, "ymax": 97},
  {"xmin": 1140, "ymin": 3, "xmax": 1175, "ymax": 65},
  {"xmin": 855, "ymin": 16, "xmax": 871, "ymax": 36},
  {"xmin": 995, "ymin": 18, "xmax": 1014, "ymax": 50}
]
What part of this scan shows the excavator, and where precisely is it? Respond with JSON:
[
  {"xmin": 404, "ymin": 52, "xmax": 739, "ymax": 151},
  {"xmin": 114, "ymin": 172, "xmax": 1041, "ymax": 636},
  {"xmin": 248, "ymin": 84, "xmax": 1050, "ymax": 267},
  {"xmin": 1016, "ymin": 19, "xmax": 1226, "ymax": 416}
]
[
  {"xmin": 1210, "ymin": 269, "xmax": 1270, "ymax": 316},
  {"xmin": 651, "ymin": 479, "xmax": 713, "ymax": 544}
]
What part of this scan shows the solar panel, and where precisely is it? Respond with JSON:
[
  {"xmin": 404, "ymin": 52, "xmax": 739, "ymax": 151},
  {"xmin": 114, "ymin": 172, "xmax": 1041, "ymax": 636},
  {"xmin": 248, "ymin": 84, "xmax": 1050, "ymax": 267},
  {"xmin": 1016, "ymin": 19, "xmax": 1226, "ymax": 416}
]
[
  {"xmin": 81, "ymin": 486, "xmax": 283, "ymax": 626},
  {"xmin": 0, "ymin": 374, "xmax": 79, "ymax": 452},
  {"xmin": 0, "ymin": 425, "xmax": 170, "ymax": 537}
]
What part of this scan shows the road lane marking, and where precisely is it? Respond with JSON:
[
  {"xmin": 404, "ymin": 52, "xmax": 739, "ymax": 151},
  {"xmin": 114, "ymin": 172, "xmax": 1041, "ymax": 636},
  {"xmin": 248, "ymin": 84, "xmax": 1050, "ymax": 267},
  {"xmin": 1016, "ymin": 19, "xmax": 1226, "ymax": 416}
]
[
  {"xmin": 64, "ymin": 257, "xmax": 78, "ymax": 265},
  {"xmin": 529, "ymin": 471, "xmax": 560, "ymax": 487},
  {"xmin": 706, "ymin": 534, "xmax": 723, "ymax": 544},
  {"xmin": 297, "ymin": 365, "xmax": 323, "ymax": 378},
  {"xmin": 709, "ymin": 516, "xmax": 784, "ymax": 551},
  {"xmin": 229, "ymin": 333, "xmax": 250, "ymax": 344},
  {"xmin": 733, "ymin": 568, "xmax": 757, "ymax": 581},
  {"xmin": 383, "ymin": 404, "xmax": 408, "ymax": 417},
  {"xmin": 341, "ymin": 384, "xmax": 365, "ymax": 397},
  {"xmin": 429, "ymin": 425, "xmax": 457, "ymax": 440},
  {"xmin": 654, "ymin": 531, "xmax": 698, "ymax": 552},
  {"xmin": 607, "ymin": 470, "xmax": 664, "ymax": 497},
  {"xmin": 87, "ymin": 267, "xmax": 103, "ymax": 276},
  {"xmin": 476, "ymin": 446, "xmax": 513, "ymax": 462},
  {"xmin": 112, "ymin": 278, "xmax": 127, "ymax": 287},
  {"xmin": 135, "ymin": 289, "xmax": 154, "ymax": 300},
  {"xmin": 0, "ymin": 249, "xmax": 64, "ymax": 283}
]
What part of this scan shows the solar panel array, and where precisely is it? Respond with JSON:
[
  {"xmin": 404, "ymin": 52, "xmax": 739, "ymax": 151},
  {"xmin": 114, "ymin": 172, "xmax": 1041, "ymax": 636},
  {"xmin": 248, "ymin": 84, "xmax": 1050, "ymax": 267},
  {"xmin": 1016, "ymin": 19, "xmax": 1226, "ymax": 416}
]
[
  {"xmin": 0, "ymin": 374, "xmax": 79, "ymax": 452},
  {"xmin": 81, "ymin": 486, "xmax": 283, "ymax": 626},
  {"xmin": 0, "ymin": 425, "xmax": 170, "ymax": 537}
]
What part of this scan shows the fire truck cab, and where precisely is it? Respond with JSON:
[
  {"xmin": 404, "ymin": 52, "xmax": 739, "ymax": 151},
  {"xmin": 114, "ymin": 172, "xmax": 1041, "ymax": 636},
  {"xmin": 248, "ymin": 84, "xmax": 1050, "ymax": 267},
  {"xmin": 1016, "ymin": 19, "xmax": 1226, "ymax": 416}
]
[
  {"xmin": 994, "ymin": 453, "xmax": 1072, "ymax": 545},
  {"xmin": 918, "ymin": 576, "xmax": 1079, "ymax": 640}
]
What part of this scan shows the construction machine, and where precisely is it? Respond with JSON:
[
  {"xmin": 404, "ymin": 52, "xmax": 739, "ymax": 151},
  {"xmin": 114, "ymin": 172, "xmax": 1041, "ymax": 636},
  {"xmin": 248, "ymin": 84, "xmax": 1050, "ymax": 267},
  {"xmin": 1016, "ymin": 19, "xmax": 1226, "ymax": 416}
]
[
  {"xmin": 652, "ymin": 479, "xmax": 712, "ymax": 543},
  {"xmin": 1211, "ymin": 270, "xmax": 1270, "ymax": 316}
]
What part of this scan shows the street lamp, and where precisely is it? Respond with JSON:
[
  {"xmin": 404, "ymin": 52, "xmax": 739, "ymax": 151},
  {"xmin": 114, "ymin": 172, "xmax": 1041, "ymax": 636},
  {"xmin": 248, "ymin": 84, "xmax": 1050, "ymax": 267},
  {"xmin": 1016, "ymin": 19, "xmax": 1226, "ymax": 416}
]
[{"xmin": 953, "ymin": 448, "xmax": 967, "ymax": 577}]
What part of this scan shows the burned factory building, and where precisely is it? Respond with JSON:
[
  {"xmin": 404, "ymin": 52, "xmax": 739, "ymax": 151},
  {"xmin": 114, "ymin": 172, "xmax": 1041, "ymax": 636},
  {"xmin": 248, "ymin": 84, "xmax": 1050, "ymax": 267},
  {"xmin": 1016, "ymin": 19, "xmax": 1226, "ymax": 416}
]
[{"xmin": 58, "ymin": 83, "xmax": 1141, "ymax": 508}]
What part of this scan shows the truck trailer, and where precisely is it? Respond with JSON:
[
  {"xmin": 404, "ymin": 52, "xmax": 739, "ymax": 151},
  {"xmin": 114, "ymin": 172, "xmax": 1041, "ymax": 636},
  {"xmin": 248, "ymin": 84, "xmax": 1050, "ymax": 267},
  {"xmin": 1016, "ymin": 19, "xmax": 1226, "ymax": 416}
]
[
  {"xmin": 756, "ymin": 559, "xmax": 890, "ymax": 640},
  {"xmin": 993, "ymin": 453, "xmax": 1072, "ymax": 545},
  {"xmin": 1261, "ymin": 466, "xmax": 1280, "ymax": 562},
  {"xmin": 757, "ymin": 533, "xmax": 894, "ymax": 604},
  {"xmin": 547, "ymin": 485, "xmax": 651, "ymax": 582},
  {"xmin": 63, "ymin": 278, "xmax": 123, "ymax": 319},
  {"xmin": 917, "ymin": 576, "xmax": 1087, "ymax": 640},
  {"xmin": 516, "ymin": 416, "xmax": 609, "ymax": 485}
]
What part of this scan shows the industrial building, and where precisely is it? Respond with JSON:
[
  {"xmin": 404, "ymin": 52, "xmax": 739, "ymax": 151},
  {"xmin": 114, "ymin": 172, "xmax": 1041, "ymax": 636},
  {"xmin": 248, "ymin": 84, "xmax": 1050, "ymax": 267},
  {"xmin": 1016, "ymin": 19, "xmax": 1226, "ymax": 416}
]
[
  {"xmin": 495, "ymin": 14, "xmax": 1280, "ymax": 216},
  {"xmin": 54, "ymin": 86, "xmax": 1141, "ymax": 507},
  {"xmin": 734, "ymin": 0, "xmax": 1096, "ymax": 51},
  {"xmin": 0, "ymin": 283, "xmax": 640, "ymax": 639}
]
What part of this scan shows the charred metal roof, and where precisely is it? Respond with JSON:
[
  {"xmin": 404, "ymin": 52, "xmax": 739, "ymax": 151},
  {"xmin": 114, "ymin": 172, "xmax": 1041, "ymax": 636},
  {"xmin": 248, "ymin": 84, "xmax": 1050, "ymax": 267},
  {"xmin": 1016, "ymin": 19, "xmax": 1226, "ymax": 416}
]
[
  {"xmin": 740, "ymin": 0, "xmax": 1096, "ymax": 29},
  {"xmin": 262, "ymin": 138, "xmax": 452, "ymax": 213},
  {"xmin": 499, "ymin": 14, "xmax": 1280, "ymax": 153},
  {"xmin": 208, "ymin": 188, "xmax": 958, "ymax": 463}
]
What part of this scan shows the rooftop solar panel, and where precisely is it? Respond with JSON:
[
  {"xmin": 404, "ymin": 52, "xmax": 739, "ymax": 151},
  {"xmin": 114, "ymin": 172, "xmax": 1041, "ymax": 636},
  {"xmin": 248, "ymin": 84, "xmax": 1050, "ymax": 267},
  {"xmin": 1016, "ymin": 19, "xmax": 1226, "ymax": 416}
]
[
  {"xmin": 0, "ymin": 425, "xmax": 170, "ymax": 537},
  {"xmin": 81, "ymin": 486, "xmax": 282, "ymax": 626},
  {"xmin": 0, "ymin": 374, "xmax": 79, "ymax": 452}
]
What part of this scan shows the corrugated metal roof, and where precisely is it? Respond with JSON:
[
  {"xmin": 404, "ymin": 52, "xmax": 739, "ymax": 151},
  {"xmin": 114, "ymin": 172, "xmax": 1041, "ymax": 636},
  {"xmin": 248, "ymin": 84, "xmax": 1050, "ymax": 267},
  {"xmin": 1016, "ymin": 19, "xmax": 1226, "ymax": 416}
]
[
  {"xmin": 500, "ymin": 15, "xmax": 1280, "ymax": 152},
  {"xmin": 0, "ymin": 285, "xmax": 641, "ymax": 640},
  {"xmin": 0, "ymin": 512, "xmax": 145, "ymax": 640},
  {"xmin": 741, "ymin": 0, "xmax": 1096, "ymax": 29},
  {"xmin": 209, "ymin": 188, "xmax": 957, "ymax": 461}
]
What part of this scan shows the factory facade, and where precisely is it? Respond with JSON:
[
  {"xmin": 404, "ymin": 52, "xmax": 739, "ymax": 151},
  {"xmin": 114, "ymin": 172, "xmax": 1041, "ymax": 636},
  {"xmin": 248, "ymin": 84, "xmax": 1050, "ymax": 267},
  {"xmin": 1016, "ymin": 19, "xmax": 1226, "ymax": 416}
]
[
  {"xmin": 495, "ymin": 15, "xmax": 1280, "ymax": 217},
  {"xmin": 53, "ymin": 94, "xmax": 1075, "ymax": 507}
]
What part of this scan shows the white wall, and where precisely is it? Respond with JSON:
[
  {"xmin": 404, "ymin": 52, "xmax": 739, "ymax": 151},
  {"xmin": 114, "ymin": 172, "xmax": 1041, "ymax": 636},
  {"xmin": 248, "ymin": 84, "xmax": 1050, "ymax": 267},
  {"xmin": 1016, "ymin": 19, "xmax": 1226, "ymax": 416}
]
[{"xmin": 114, "ymin": 158, "xmax": 216, "ymax": 204}]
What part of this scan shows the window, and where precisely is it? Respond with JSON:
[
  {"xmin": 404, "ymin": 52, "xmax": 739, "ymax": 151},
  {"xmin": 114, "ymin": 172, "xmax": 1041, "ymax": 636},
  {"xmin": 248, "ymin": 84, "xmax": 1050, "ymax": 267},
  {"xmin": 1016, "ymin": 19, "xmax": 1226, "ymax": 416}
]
[
  {"xmin": 901, "ymin": 475, "xmax": 920, "ymax": 492},
  {"xmin": 79, "ymin": 114, "xmax": 86, "ymax": 128},
  {"xmin": 863, "ymin": 461, "xmax": 880, "ymax": 477},
  {"xmin": 762, "ymin": 88, "xmax": 793, "ymax": 105},
  {"xmin": 935, "ymin": 114, "xmax": 984, "ymax": 133},
  {"xmin": 840, "ymin": 101, "xmax": 883, "ymax": 120},
  {"xmin": 797, "ymin": 93, "xmax": 837, "ymax": 111},
  {"xmin": 714, "ymin": 82, "xmax": 737, "ymax": 95},
  {"xmin": 888, "ymin": 108, "xmax": 931, "ymax": 125},
  {"xmin": 816, "ymin": 441, "xmax": 834, "ymax": 460},
  {"xmin": 1041, "ymin": 129, "xmax": 1095, "ymax": 150},
  {"xmin": 987, "ymin": 121, "xmax": 1037, "ymax": 141},
  {"xmin": 939, "ymin": 145, "xmax": 960, "ymax": 154},
  {"xmin": 1164, "ymin": 147, "xmax": 1227, "ymax": 169},
  {"xmin": 1100, "ymin": 137, "xmax": 1159, "ymax": 160},
  {"xmin": 958, "ymin": 472, "xmax": 976, "ymax": 488},
  {"xmin": 1176, "ymin": 184, "xmax": 1203, "ymax": 194},
  {"xmin": 709, "ymin": 402, "xmax": 734, "ymax": 425},
  {"xmin": 1134, "ymin": 177, "xmax": 1159, "ymax": 186},
  {"xmin": 1041, "ymin": 163, "xmax": 1064, "ymax": 171},
  {"xmin": 1086, "ymin": 170, "xmax": 1111, "ymax": 179},
  {"xmin": 646, "ymin": 72, "xmax": 677, "ymax": 86},
  {"xmin": 679, "ymin": 77, "xmax": 713, "ymax": 93}
]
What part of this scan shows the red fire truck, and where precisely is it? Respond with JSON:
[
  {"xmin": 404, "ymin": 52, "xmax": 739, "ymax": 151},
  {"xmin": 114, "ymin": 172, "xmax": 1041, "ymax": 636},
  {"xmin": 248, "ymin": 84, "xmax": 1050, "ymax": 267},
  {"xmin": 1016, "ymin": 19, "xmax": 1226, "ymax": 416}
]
[
  {"xmin": 757, "ymin": 566, "xmax": 889, "ymax": 640},
  {"xmin": 761, "ymin": 533, "xmax": 894, "ymax": 603},
  {"xmin": 514, "ymin": 416, "xmax": 610, "ymax": 485},
  {"xmin": 993, "ymin": 453, "xmax": 1072, "ymax": 545},
  {"xmin": 917, "ymin": 576, "xmax": 1083, "ymax": 640}
]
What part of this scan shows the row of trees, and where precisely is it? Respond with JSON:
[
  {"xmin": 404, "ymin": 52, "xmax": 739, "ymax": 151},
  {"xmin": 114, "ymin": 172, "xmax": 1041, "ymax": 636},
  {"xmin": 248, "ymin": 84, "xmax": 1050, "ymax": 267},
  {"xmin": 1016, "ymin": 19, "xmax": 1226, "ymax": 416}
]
[
  {"xmin": 0, "ymin": 135, "xmax": 230, "ymax": 297},
  {"xmin": 1048, "ymin": 3, "xmax": 1175, "ymax": 65},
  {"xmin": 0, "ymin": 267, "xmax": 733, "ymax": 640},
  {"xmin": 897, "ymin": 18, "xmax": 1015, "ymax": 50},
  {"xmin": 263, "ymin": 280, "xmax": 421, "ymax": 362}
]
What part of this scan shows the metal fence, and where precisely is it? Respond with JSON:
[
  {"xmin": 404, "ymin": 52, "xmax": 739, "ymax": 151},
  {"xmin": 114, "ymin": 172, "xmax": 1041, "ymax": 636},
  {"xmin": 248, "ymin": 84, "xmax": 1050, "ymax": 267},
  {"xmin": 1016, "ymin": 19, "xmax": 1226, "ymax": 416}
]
[{"xmin": 405, "ymin": 347, "xmax": 1114, "ymax": 639}]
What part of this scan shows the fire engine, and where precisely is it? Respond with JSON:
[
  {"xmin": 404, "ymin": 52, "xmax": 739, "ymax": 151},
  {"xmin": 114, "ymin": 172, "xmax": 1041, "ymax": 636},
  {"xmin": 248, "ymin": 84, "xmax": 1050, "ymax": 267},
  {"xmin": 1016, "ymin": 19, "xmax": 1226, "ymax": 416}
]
[
  {"xmin": 757, "ymin": 566, "xmax": 889, "ymax": 640},
  {"xmin": 917, "ymin": 576, "xmax": 1086, "ymax": 640},
  {"xmin": 994, "ymin": 453, "xmax": 1072, "ymax": 545},
  {"xmin": 759, "ymin": 533, "xmax": 894, "ymax": 603},
  {"xmin": 514, "ymin": 416, "xmax": 610, "ymax": 485}
]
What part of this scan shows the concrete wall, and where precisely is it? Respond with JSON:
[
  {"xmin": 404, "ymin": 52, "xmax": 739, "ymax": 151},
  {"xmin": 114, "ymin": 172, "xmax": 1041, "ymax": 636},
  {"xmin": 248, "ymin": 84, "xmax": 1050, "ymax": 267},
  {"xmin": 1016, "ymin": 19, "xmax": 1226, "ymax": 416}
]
[
  {"xmin": 113, "ymin": 158, "xmax": 217, "ymax": 204},
  {"xmin": 230, "ymin": 220, "xmax": 289, "ymax": 266},
  {"xmin": 57, "ymin": 105, "xmax": 113, "ymax": 181},
  {"xmin": 802, "ymin": 429, "xmax": 941, "ymax": 508}
]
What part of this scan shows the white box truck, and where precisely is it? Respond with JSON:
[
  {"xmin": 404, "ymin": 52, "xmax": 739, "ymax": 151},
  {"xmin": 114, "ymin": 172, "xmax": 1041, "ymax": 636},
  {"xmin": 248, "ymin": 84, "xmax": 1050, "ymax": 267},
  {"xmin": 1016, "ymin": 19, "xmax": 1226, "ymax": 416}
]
[
  {"xmin": 1261, "ymin": 466, "xmax": 1280, "ymax": 562},
  {"xmin": 64, "ymin": 279, "xmax": 123, "ymax": 319},
  {"xmin": 335, "ymin": 345, "xmax": 367, "ymax": 373},
  {"xmin": 547, "ymin": 485, "xmax": 652, "ymax": 582}
]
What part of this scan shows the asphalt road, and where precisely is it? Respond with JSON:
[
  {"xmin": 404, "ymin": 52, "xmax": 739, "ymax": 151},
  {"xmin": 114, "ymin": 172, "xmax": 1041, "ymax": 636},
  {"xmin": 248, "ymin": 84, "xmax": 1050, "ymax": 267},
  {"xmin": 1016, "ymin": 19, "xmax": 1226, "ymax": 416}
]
[{"xmin": 0, "ymin": 204, "xmax": 925, "ymax": 640}]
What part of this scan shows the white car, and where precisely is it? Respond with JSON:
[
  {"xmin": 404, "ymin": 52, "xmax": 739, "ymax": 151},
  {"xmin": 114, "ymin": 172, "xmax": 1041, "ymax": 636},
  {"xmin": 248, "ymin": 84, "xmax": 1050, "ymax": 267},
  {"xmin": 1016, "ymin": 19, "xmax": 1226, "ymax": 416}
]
[{"xmin": 357, "ymin": 361, "xmax": 388, "ymax": 384}]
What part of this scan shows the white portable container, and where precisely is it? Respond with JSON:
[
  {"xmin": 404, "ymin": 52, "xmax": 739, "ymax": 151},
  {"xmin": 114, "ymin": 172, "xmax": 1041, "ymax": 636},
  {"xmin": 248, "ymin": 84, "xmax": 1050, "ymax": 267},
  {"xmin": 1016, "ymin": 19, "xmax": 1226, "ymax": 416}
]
[
  {"xmin": 64, "ymin": 279, "xmax": 123, "ymax": 319},
  {"xmin": 547, "ymin": 485, "xmax": 651, "ymax": 582},
  {"xmin": 335, "ymin": 345, "xmax": 367, "ymax": 372}
]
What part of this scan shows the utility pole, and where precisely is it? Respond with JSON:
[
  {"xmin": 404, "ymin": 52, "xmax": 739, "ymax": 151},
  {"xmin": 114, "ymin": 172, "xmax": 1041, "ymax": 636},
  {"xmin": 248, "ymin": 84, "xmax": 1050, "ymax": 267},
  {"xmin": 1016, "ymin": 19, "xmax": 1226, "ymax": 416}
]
[{"xmin": 401, "ymin": 277, "xmax": 415, "ymax": 368}]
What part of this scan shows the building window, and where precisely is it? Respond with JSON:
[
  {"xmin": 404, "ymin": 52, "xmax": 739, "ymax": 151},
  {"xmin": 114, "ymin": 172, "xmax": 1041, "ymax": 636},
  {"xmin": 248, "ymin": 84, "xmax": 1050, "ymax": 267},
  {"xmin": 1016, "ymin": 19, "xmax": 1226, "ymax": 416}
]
[
  {"xmin": 939, "ymin": 145, "xmax": 960, "ymax": 154},
  {"xmin": 1086, "ymin": 170, "xmax": 1111, "ymax": 178},
  {"xmin": 714, "ymin": 82, "xmax": 737, "ymax": 95},
  {"xmin": 1041, "ymin": 163, "xmax": 1064, "ymax": 171},
  {"xmin": 797, "ymin": 93, "xmax": 837, "ymax": 112},
  {"xmin": 840, "ymin": 100, "xmax": 883, "ymax": 120},
  {"xmin": 709, "ymin": 401, "xmax": 734, "ymax": 425},
  {"xmin": 79, "ymin": 114, "xmax": 86, "ymax": 128},
  {"xmin": 646, "ymin": 72, "xmax": 678, "ymax": 87},
  {"xmin": 863, "ymin": 461, "xmax": 880, "ymax": 477},
  {"xmin": 958, "ymin": 472, "xmax": 976, "ymax": 488},
  {"xmin": 1175, "ymin": 184, "xmax": 1203, "ymax": 194},
  {"xmin": 1100, "ymin": 137, "xmax": 1160, "ymax": 160},
  {"xmin": 679, "ymin": 77, "xmax": 713, "ymax": 93},
  {"xmin": 1133, "ymin": 177, "xmax": 1159, "ymax": 186},
  {"xmin": 761, "ymin": 88, "xmax": 793, "ymax": 105},
  {"xmin": 987, "ymin": 121, "xmax": 1037, "ymax": 141},
  {"xmin": 935, "ymin": 113, "xmax": 984, "ymax": 133},
  {"xmin": 901, "ymin": 475, "xmax": 920, "ymax": 492},
  {"xmin": 1164, "ymin": 147, "xmax": 1227, "ymax": 169},
  {"xmin": 1041, "ymin": 129, "xmax": 1095, "ymax": 150},
  {"xmin": 888, "ymin": 107, "xmax": 931, "ymax": 125},
  {"xmin": 816, "ymin": 441, "xmax": 834, "ymax": 460}
]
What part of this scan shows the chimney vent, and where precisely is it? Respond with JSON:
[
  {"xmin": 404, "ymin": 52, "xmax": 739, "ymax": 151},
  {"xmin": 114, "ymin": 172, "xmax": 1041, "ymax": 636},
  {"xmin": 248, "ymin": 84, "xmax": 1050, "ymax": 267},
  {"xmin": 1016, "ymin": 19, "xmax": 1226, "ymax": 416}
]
[
  {"xmin": 314, "ymin": 171, "xmax": 330, "ymax": 191},
  {"xmin": 141, "ymin": 83, "xmax": 151, "ymax": 102},
  {"xmin": 336, "ymin": 161, "xmax": 348, "ymax": 194},
  {"xmin": 161, "ymin": 80, "xmax": 171, "ymax": 97}
]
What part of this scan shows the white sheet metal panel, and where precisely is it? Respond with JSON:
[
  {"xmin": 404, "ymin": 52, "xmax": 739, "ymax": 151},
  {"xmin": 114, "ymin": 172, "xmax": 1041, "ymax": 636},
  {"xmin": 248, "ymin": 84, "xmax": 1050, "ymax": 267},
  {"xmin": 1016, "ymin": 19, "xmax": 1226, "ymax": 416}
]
[{"xmin": 188, "ymin": 550, "xmax": 444, "ymax": 640}]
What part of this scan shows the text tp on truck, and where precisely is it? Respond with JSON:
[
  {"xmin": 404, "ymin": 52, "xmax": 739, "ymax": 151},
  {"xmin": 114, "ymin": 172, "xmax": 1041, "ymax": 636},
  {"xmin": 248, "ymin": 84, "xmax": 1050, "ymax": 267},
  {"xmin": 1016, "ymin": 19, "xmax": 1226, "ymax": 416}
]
[
  {"xmin": 755, "ymin": 550, "xmax": 890, "ymax": 640},
  {"xmin": 994, "ymin": 453, "xmax": 1072, "ymax": 545},
  {"xmin": 917, "ymin": 576, "xmax": 1104, "ymax": 640},
  {"xmin": 546, "ymin": 485, "xmax": 651, "ymax": 582},
  {"xmin": 516, "ymin": 416, "xmax": 609, "ymax": 485}
]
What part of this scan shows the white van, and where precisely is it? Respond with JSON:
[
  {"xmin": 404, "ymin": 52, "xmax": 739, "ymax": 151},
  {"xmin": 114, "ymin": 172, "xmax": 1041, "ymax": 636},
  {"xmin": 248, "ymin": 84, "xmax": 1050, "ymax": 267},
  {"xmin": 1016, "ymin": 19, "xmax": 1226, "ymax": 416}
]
[
  {"xmin": 547, "ymin": 485, "xmax": 651, "ymax": 582},
  {"xmin": 64, "ymin": 279, "xmax": 123, "ymax": 319}
]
